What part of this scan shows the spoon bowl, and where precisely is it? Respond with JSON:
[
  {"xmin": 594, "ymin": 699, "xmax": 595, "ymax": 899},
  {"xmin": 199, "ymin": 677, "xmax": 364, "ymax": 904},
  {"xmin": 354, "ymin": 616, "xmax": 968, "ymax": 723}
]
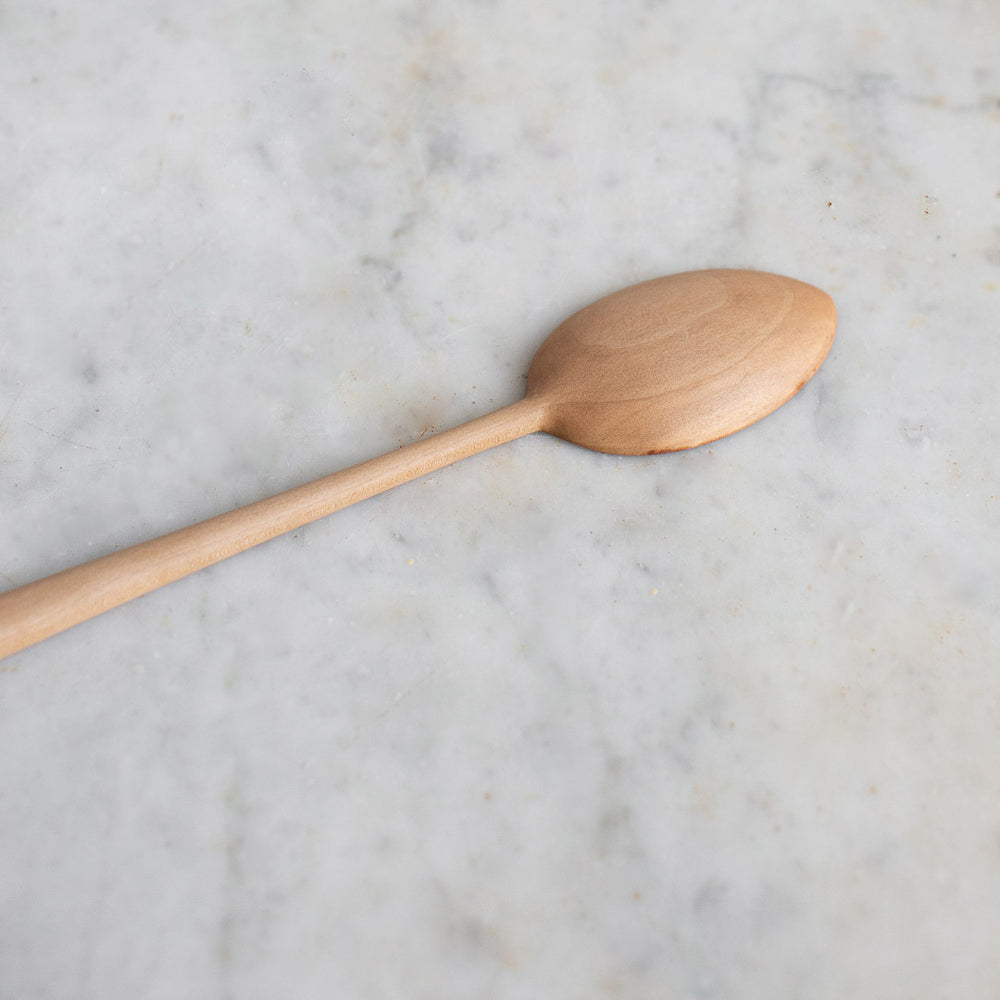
[
  {"xmin": 528, "ymin": 269, "xmax": 835, "ymax": 454},
  {"xmin": 0, "ymin": 268, "xmax": 836, "ymax": 657}
]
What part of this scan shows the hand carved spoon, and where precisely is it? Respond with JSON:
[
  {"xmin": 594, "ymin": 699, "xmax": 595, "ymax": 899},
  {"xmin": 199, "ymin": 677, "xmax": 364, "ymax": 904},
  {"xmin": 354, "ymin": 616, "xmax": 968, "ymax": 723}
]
[{"xmin": 0, "ymin": 269, "xmax": 835, "ymax": 658}]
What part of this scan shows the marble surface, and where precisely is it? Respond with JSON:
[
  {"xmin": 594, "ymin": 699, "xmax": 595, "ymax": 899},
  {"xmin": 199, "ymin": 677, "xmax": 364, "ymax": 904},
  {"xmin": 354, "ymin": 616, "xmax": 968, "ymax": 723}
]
[{"xmin": 2, "ymin": 0, "xmax": 999, "ymax": 995}]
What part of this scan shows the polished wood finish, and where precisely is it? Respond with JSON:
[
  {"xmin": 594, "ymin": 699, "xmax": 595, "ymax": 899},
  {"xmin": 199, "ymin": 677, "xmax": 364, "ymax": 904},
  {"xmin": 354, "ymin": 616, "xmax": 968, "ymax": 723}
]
[
  {"xmin": 0, "ymin": 269, "xmax": 835, "ymax": 657},
  {"xmin": 527, "ymin": 269, "xmax": 836, "ymax": 454},
  {"xmin": 0, "ymin": 399, "xmax": 546, "ymax": 659}
]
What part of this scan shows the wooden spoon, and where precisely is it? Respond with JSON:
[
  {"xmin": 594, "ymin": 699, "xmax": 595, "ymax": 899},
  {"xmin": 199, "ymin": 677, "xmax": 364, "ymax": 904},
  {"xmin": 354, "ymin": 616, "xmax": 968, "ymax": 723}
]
[{"xmin": 0, "ymin": 268, "xmax": 835, "ymax": 658}]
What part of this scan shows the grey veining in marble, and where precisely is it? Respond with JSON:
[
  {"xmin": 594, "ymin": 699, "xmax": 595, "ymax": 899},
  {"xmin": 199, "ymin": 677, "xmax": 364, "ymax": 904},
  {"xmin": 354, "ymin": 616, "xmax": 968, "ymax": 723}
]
[{"xmin": 2, "ymin": 0, "xmax": 1000, "ymax": 996}]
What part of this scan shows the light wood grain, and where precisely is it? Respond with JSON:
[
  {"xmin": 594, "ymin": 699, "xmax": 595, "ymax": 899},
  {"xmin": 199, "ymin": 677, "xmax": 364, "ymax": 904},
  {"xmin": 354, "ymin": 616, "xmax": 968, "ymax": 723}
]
[
  {"xmin": 0, "ymin": 398, "xmax": 547, "ymax": 658},
  {"xmin": 0, "ymin": 269, "xmax": 835, "ymax": 658},
  {"xmin": 527, "ymin": 269, "xmax": 836, "ymax": 454}
]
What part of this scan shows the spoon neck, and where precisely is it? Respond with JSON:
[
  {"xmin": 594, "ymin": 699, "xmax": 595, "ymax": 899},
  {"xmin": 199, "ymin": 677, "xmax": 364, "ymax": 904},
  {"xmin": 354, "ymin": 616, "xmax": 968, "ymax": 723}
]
[
  {"xmin": 318, "ymin": 395, "xmax": 548, "ymax": 510},
  {"xmin": 463, "ymin": 394, "xmax": 550, "ymax": 447}
]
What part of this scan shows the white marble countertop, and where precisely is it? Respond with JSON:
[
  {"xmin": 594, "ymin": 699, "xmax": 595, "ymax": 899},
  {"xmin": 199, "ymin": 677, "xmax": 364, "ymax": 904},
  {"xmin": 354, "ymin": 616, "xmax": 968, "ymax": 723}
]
[{"xmin": 2, "ymin": 0, "xmax": 999, "ymax": 996}]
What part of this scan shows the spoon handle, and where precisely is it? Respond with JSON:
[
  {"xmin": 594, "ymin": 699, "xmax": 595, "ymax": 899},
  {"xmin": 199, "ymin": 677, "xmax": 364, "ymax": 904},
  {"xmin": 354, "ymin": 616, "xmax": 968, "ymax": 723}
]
[{"xmin": 0, "ymin": 397, "xmax": 547, "ymax": 659}]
